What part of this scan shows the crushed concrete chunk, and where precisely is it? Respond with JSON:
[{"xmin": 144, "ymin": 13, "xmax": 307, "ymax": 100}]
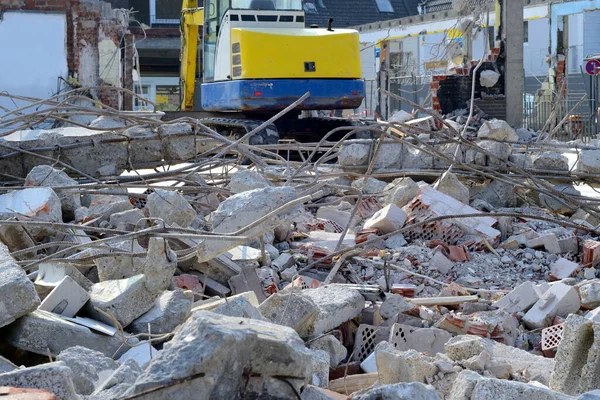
[
  {"xmin": 364, "ymin": 204, "xmax": 407, "ymax": 234},
  {"xmin": 551, "ymin": 258, "xmax": 580, "ymax": 279},
  {"xmin": 94, "ymin": 239, "xmax": 145, "ymax": 282},
  {"xmin": 307, "ymin": 334, "xmax": 348, "ymax": 367},
  {"xmin": 385, "ymin": 177, "xmax": 419, "ymax": 208},
  {"xmin": 493, "ymin": 281, "xmax": 550, "ymax": 314},
  {"xmin": 0, "ymin": 188, "xmax": 62, "ymax": 238},
  {"xmin": 147, "ymin": 189, "xmax": 197, "ymax": 228},
  {"xmin": 523, "ymin": 282, "xmax": 581, "ymax": 330},
  {"xmin": 533, "ymin": 152, "xmax": 570, "ymax": 172},
  {"xmin": 25, "ymin": 165, "xmax": 81, "ymax": 220},
  {"xmin": 0, "ymin": 242, "xmax": 41, "ymax": 328},
  {"xmin": 57, "ymin": 346, "xmax": 119, "ymax": 395},
  {"xmin": 352, "ymin": 177, "xmax": 387, "ymax": 194},
  {"xmin": 578, "ymin": 281, "xmax": 600, "ymax": 309},
  {"xmin": 129, "ymin": 289, "xmax": 193, "ymax": 335},
  {"xmin": 478, "ymin": 119, "xmax": 518, "ymax": 141},
  {"xmin": 258, "ymin": 291, "xmax": 320, "ymax": 338},
  {"xmin": 229, "ymin": 169, "xmax": 274, "ymax": 193},
  {"xmin": 123, "ymin": 311, "xmax": 312, "ymax": 399},
  {"xmin": 4, "ymin": 310, "xmax": 132, "ymax": 357},
  {"xmin": 375, "ymin": 342, "xmax": 438, "ymax": 384},
  {"xmin": 470, "ymin": 376, "xmax": 573, "ymax": 400},
  {"xmin": 433, "ymin": 171, "xmax": 470, "ymax": 204},
  {"xmin": 338, "ymin": 142, "xmax": 370, "ymax": 166},
  {"xmin": 577, "ymin": 150, "xmax": 600, "ymax": 174},
  {"xmin": 88, "ymin": 359, "xmax": 142, "ymax": 400},
  {"xmin": 108, "ymin": 208, "xmax": 146, "ymax": 231},
  {"xmin": 379, "ymin": 294, "xmax": 415, "ymax": 319},
  {"xmin": 352, "ymin": 382, "xmax": 441, "ymax": 400},
  {"xmin": 309, "ymin": 349, "xmax": 331, "ymax": 388},
  {"xmin": 0, "ymin": 361, "xmax": 79, "ymax": 400}
]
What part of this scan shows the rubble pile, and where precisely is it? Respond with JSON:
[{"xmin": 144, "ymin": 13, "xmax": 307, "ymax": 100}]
[{"xmin": 2, "ymin": 99, "xmax": 600, "ymax": 399}]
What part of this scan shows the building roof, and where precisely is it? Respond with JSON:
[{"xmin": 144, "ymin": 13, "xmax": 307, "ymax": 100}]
[{"xmin": 303, "ymin": 0, "xmax": 421, "ymax": 28}]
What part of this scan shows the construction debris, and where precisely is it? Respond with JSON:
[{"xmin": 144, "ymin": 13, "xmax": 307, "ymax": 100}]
[{"xmin": 3, "ymin": 90, "xmax": 600, "ymax": 399}]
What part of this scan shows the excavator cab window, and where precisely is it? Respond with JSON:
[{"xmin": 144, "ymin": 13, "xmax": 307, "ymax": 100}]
[{"xmin": 203, "ymin": 0, "xmax": 230, "ymax": 82}]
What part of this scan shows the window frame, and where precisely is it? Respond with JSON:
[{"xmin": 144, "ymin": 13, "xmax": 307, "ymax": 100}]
[
  {"xmin": 374, "ymin": 0, "xmax": 394, "ymax": 13},
  {"xmin": 149, "ymin": 0, "xmax": 180, "ymax": 25}
]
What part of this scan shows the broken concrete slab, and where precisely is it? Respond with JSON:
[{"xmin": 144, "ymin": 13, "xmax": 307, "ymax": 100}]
[
  {"xmin": 577, "ymin": 150, "xmax": 600, "ymax": 174},
  {"xmin": 433, "ymin": 171, "xmax": 470, "ymax": 204},
  {"xmin": 210, "ymin": 291, "xmax": 265, "ymax": 320},
  {"xmin": 56, "ymin": 346, "xmax": 119, "ymax": 396},
  {"xmin": 551, "ymin": 258, "xmax": 580, "ymax": 279},
  {"xmin": 389, "ymin": 324, "xmax": 452, "ymax": 356},
  {"xmin": 4, "ymin": 310, "xmax": 132, "ymax": 358},
  {"xmin": 474, "ymin": 179, "xmax": 518, "ymax": 208},
  {"xmin": 374, "ymin": 342, "xmax": 438, "ymax": 385},
  {"xmin": 317, "ymin": 206, "xmax": 354, "ymax": 230},
  {"xmin": 272, "ymin": 253, "xmax": 296, "ymax": 272},
  {"xmin": 364, "ymin": 204, "xmax": 407, "ymax": 234},
  {"xmin": 0, "ymin": 242, "xmax": 41, "ymax": 328},
  {"xmin": 228, "ymin": 265, "xmax": 268, "ymax": 303},
  {"xmin": 25, "ymin": 165, "xmax": 81, "ymax": 220},
  {"xmin": 123, "ymin": 311, "xmax": 312, "ymax": 399},
  {"xmin": 86, "ymin": 194, "xmax": 133, "ymax": 221},
  {"xmin": 38, "ymin": 275, "xmax": 89, "ymax": 318},
  {"xmin": 0, "ymin": 362, "xmax": 79, "ymax": 400},
  {"xmin": 117, "ymin": 341, "xmax": 158, "ymax": 369},
  {"xmin": 337, "ymin": 141, "xmax": 370, "ymax": 167},
  {"xmin": 143, "ymin": 237, "xmax": 177, "ymax": 293},
  {"xmin": 352, "ymin": 177, "xmax": 388, "ymax": 194},
  {"xmin": 129, "ymin": 289, "xmax": 193, "ymax": 336},
  {"xmin": 146, "ymin": 189, "xmax": 197, "ymax": 228},
  {"xmin": 94, "ymin": 240, "xmax": 145, "ymax": 282},
  {"xmin": 469, "ymin": 375, "xmax": 573, "ymax": 400},
  {"xmin": 309, "ymin": 349, "xmax": 331, "ymax": 388},
  {"xmin": 0, "ymin": 219, "xmax": 36, "ymax": 260},
  {"xmin": 522, "ymin": 282, "xmax": 581, "ymax": 330},
  {"xmin": 228, "ymin": 168, "xmax": 274, "ymax": 193},
  {"xmin": 527, "ymin": 228, "xmax": 578, "ymax": 255},
  {"xmin": 492, "ymin": 281, "xmax": 550, "ymax": 314}
]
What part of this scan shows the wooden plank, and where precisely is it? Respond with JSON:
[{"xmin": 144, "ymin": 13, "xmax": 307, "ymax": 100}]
[
  {"xmin": 329, "ymin": 373, "xmax": 378, "ymax": 395},
  {"xmin": 406, "ymin": 295, "xmax": 479, "ymax": 306}
]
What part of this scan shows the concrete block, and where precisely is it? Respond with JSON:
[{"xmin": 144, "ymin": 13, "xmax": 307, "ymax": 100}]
[
  {"xmin": 402, "ymin": 146, "xmax": 435, "ymax": 169},
  {"xmin": 433, "ymin": 171, "xmax": 470, "ymax": 204},
  {"xmin": 527, "ymin": 229, "xmax": 578, "ymax": 255},
  {"xmin": 307, "ymin": 334, "xmax": 348, "ymax": 368},
  {"xmin": 94, "ymin": 239, "xmax": 145, "ymax": 282},
  {"xmin": 523, "ymin": 282, "xmax": 581, "ymax": 330},
  {"xmin": 550, "ymin": 314, "xmax": 600, "ymax": 395},
  {"xmin": 272, "ymin": 253, "xmax": 296, "ymax": 272},
  {"xmin": 258, "ymin": 291, "xmax": 320, "ymax": 338},
  {"xmin": 25, "ymin": 165, "xmax": 81, "ymax": 220},
  {"xmin": 429, "ymin": 250, "xmax": 454, "ymax": 274},
  {"xmin": 129, "ymin": 289, "xmax": 193, "ymax": 335},
  {"xmin": 374, "ymin": 143, "xmax": 403, "ymax": 169},
  {"xmin": 374, "ymin": 342, "xmax": 438, "ymax": 385},
  {"xmin": 122, "ymin": 311, "xmax": 312, "ymax": 399},
  {"xmin": 474, "ymin": 179, "xmax": 518, "ymax": 208},
  {"xmin": 309, "ymin": 349, "xmax": 331, "ymax": 388},
  {"xmin": 533, "ymin": 152, "xmax": 570, "ymax": 172},
  {"xmin": 385, "ymin": 177, "xmax": 419, "ymax": 208},
  {"xmin": 390, "ymin": 324, "xmax": 452, "ymax": 356},
  {"xmin": 493, "ymin": 281, "xmax": 550, "ymax": 314},
  {"xmin": 0, "ymin": 362, "xmax": 79, "ymax": 400},
  {"xmin": 551, "ymin": 258, "xmax": 580, "ymax": 279},
  {"xmin": 445, "ymin": 335, "xmax": 555, "ymax": 385},
  {"xmin": 57, "ymin": 346, "xmax": 119, "ymax": 395},
  {"xmin": 363, "ymin": 204, "xmax": 407, "ymax": 234},
  {"xmin": 470, "ymin": 377, "xmax": 573, "ymax": 400},
  {"xmin": 478, "ymin": 119, "xmax": 518, "ymax": 141},
  {"xmin": 210, "ymin": 291, "xmax": 265, "ymax": 320},
  {"xmin": 301, "ymin": 285, "xmax": 366, "ymax": 337},
  {"xmin": 38, "ymin": 276, "xmax": 89, "ymax": 318},
  {"xmin": 337, "ymin": 142, "xmax": 370, "ymax": 166},
  {"xmin": 352, "ymin": 177, "xmax": 387, "ymax": 194},
  {"xmin": 317, "ymin": 206, "xmax": 354, "ymax": 229},
  {"xmin": 474, "ymin": 141, "xmax": 512, "ymax": 167},
  {"xmin": 89, "ymin": 359, "xmax": 142, "ymax": 400},
  {"xmin": 108, "ymin": 208, "xmax": 146, "ymax": 231},
  {"xmin": 0, "ymin": 220, "xmax": 36, "ymax": 260},
  {"xmin": 0, "ymin": 188, "xmax": 62, "ymax": 238},
  {"xmin": 379, "ymin": 294, "xmax": 415, "ymax": 319},
  {"xmin": 35, "ymin": 261, "xmax": 92, "ymax": 300},
  {"xmin": 142, "ymin": 237, "xmax": 178, "ymax": 293},
  {"xmin": 118, "ymin": 341, "xmax": 158, "ymax": 369},
  {"xmin": 578, "ymin": 281, "xmax": 600, "ymax": 309},
  {"xmin": 301, "ymin": 385, "xmax": 351, "ymax": 400},
  {"xmin": 586, "ymin": 307, "xmax": 600, "ymax": 323},
  {"xmin": 0, "ymin": 242, "xmax": 41, "ymax": 328},
  {"xmin": 147, "ymin": 189, "xmax": 196, "ymax": 228},
  {"xmin": 448, "ymin": 370, "xmax": 483, "ymax": 400},
  {"xmin": 577, "ymin": 150, "xmax": 600, "ymax": 174},
  {"xmin": 87, "ymin": 194, "xmax": 133, "ymax": 220},
  {"xmin": 86, "ymin": 274, "xmax": 157, "ymax": 328},
  {"xmin": 351, "ymin": 382, "xmax": 441, "ymax": 400},
  {"xmin": 4, "ymin": 310, "xmax": 132, "ymax": 358},
  {"xmin": 198, "ymin": 187, "xmax": 302, "ymax": 262},
  {"xmin": 228, "ymin": 169, "xmax": 273, "ymax": 193}
]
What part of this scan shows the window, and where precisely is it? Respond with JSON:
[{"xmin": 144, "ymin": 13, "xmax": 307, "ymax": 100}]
[
  {"xmin": 232, "ymin": 0, "xmax": 303, "ymax": 10},
  {"xmin": 524, "ymin": 21, "xmax": 529, "ymax": 43},
  {"xmin": 374, "ymin": 0, "xmax": 394, "ymax": 13},
  {"xmin": 149, "ymin": 0, "xmax": 181, "ymax": 24}
]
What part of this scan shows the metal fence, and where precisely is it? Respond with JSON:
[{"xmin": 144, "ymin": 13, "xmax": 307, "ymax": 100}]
[{"xmin": 523, "ymin": 97, "xmax": 598, "ymax": 141}]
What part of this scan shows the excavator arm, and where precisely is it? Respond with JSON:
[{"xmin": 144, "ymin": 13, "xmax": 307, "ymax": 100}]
[{"xmin": 180, "ymin": 0, "xmax": 204, "ymax": 111}]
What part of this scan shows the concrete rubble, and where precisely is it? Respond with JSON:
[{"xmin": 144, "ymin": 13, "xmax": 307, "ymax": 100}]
[{"xmin": 2, "ymin": 108, "xmax": 600, "ymax": 400}]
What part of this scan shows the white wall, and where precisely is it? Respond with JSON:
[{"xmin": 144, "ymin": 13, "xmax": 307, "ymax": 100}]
[
  {"xmin": 0, "ymin": 12, "xmax": 68, "ymax": 113},
  {"xmin": 584, "ymin": 10, "xmax": 600, "ymax": 58},
  {"xmin": 524, "ymin": 18, "xmax": 550, "ymax": 76},
  {"xmin": 568, "ymin": 13, "xmax": 584, "ymax": 73}
]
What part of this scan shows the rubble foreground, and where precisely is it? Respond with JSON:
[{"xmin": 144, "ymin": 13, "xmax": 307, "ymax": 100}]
[{"xmin": 2, "ymin": 91, "xmax": 600, "ymax": 399}]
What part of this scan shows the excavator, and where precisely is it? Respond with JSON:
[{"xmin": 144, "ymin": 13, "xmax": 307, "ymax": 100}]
[{"xmin": 175, "ymin": 0, "xmax": 372, "ymax": 147}]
